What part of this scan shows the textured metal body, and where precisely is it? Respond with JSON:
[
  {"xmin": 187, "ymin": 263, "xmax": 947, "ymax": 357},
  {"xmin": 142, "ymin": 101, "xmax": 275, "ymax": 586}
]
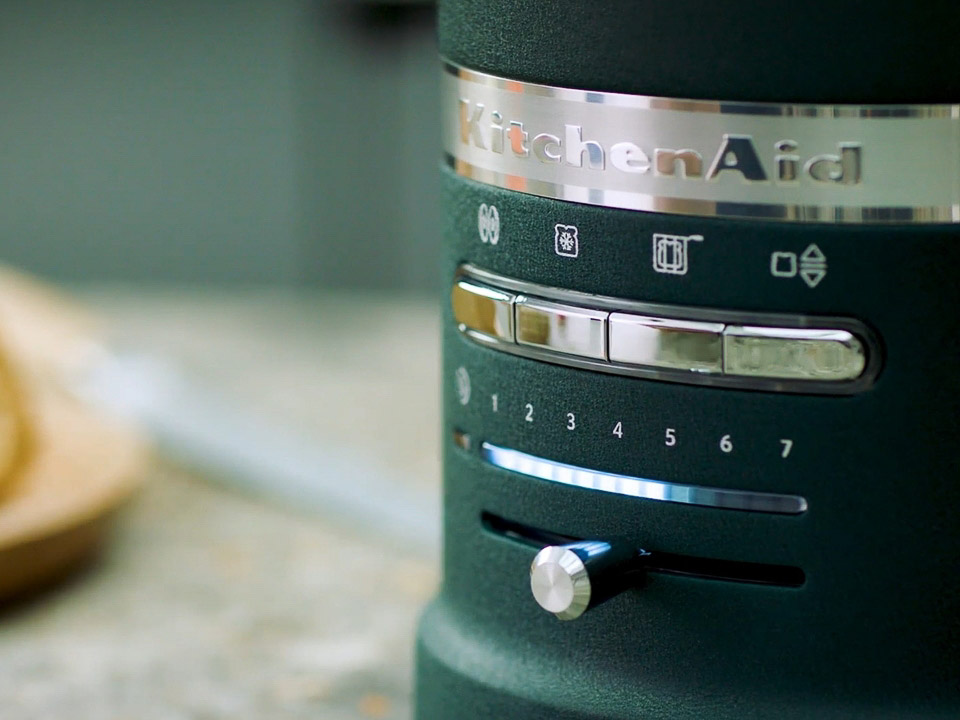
[{"xmin": 417, "ymin": 2, "xmax": 960, "ymax": 718}]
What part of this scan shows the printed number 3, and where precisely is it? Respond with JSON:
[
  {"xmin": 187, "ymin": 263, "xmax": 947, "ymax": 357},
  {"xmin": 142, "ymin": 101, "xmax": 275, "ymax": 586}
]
[{"xmin": 566, "ymin": 413, "xmax": 576, "ymax": 431}]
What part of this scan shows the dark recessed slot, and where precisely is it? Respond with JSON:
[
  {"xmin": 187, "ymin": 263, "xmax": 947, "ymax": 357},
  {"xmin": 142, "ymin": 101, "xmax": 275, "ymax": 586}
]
[{"xmin": 481, "ymin": 512, "xmax": 805, "ymax": 588}]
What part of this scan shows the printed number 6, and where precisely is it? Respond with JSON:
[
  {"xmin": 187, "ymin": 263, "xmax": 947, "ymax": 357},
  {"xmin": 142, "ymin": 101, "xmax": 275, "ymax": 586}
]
[{"xmin": 720, "ymin": 434, "xmax": 733, "ymax": 453}]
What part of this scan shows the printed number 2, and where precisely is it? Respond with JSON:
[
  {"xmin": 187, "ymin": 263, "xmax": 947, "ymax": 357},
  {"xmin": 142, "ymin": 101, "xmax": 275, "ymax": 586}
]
[
  {"xmin": 525, "ymin": 403, "xmax": 534, "ymax": 423},
  {"xmin": 566, "ymin": 413, "xmax": 576, "ymax": 431},
  {"xmin": 780, "ymin": 439, "xmax": 793, "ymax": 458}
]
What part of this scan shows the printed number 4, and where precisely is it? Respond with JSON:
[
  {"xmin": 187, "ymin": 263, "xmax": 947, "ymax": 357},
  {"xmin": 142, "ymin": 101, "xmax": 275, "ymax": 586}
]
[{"xmin": 612, "ymin": 421, "xmax": 623, "ymax": 438}]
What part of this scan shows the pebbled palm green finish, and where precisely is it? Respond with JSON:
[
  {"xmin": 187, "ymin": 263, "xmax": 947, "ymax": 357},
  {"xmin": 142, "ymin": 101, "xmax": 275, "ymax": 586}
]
[
  {"xmin": 418, "ymin": 2, "xmax": 960, "ymax": 717},
  {"xmin": 438, "ymin": 0, "xmax": 960, "ymax": 103}
]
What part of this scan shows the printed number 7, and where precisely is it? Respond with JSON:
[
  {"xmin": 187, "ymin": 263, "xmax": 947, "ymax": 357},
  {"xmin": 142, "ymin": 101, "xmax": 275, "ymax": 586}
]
[{"xmin": 780, "ymin": 439, "xmax": 793, "ymax": 458}]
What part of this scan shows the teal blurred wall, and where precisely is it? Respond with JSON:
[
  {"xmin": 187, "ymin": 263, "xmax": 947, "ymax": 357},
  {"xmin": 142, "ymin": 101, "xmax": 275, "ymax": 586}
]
[{"xmin": 0, "ymin": 1, "xmax": 440, "ymax": 291}]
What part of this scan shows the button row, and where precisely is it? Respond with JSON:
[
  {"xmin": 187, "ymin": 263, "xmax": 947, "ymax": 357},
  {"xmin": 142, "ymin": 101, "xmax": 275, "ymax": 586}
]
[{"xmin": 452, "ymin": 275, "xmax": 870, "ymax": 385}]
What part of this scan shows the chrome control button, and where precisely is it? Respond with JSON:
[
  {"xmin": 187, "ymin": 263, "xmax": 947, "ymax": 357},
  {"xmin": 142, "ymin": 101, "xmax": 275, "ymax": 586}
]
[
  {"xmin": 451, "ymin": 280, "xmax": 515, "ymax": 342},
  {"xmin": 724, "ymin": 326, "xmax": 867, "ymax": 381},
  {"xmin": 515, "ymin": 297, "xmax": 607, "ymax": 360},
  {"xmin": 609, "ymin": 314, "xmax": 724, "ymax": 373}
]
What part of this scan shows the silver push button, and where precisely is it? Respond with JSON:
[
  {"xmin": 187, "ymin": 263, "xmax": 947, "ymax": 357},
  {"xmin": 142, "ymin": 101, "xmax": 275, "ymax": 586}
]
[
  {"xmin": 451, "ymin": 280, "xmax": 515, "ymax": 342},
  {"xmin": 609, "ymin": 314, "xmax": 724, "ymax": 373},
  {"xmin": 515, "ymin": 297, "xmax": 607, "ymax": 360},
  {"xmin": 723, "ymin": 326, "xmax": 867, "ymax": 381}
]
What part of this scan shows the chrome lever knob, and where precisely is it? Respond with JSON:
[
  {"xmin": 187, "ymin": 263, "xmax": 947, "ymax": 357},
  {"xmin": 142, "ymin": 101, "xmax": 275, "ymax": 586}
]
[{"xmin": 529, "ymin": 540, "xmax": 639, "ymax": 621}]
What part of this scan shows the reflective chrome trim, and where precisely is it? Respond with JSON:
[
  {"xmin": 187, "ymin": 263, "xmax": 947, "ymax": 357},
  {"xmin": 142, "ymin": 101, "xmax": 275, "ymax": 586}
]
[
  {"xmin": 455, "ymin": 265, "xmax": 882, "ymax": 395},
  {"xmin": 443, "ymin": 60, "xmax": 960, "ymax": 224},
  {"xmin": 481, "ymin": 443, "xmax": 808, "ymax": 515}
]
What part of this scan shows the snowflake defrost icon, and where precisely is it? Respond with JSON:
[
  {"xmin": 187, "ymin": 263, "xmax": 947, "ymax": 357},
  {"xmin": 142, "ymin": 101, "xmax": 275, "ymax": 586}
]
[{"xmin": 554, "ymin": 224, "xmax": 579, "ymax": 258}]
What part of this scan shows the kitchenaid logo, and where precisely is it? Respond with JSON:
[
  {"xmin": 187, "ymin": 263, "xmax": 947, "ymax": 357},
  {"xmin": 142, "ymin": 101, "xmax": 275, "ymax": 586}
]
[{"xmin": 459, "ymin": 99, "xmax": 862, "ymax": 185}]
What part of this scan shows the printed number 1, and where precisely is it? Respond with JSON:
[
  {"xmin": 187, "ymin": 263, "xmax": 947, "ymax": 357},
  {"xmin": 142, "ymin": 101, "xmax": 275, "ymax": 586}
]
[
  {"xmin": 492, "ymin": 394, "xmax": 498, "ymax": 412},
  {"xmin": 780, "ymin": 439, "xmax": 793, "ymax": 458}
]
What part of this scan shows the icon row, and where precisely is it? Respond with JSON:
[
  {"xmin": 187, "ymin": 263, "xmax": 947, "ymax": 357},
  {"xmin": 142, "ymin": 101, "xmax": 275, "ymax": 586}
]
[{"xmin": 477, "ymin": 204, "xmax": 830, "ymax": 288}]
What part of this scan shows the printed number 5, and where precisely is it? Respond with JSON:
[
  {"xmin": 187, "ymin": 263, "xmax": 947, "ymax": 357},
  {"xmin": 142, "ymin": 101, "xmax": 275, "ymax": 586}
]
[{"xmin": 665, "ymin": 428, "xmax": 677, "ymax": 447}]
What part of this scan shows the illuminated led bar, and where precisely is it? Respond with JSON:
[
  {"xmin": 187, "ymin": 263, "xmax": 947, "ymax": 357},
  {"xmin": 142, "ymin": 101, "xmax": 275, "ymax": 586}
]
[{"xmin": 481, "ymin": 442, "xmax": 808, "ymax": 515}]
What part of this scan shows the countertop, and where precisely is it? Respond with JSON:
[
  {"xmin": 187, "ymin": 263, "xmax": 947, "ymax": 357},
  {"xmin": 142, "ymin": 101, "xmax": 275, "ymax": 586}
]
[{"xmin": 0, "ymin": 288, "xmax": 441, "ymax": 720}]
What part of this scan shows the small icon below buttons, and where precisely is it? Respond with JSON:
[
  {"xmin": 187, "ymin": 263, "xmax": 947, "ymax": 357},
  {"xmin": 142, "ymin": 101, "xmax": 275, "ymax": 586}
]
[{"xmin": 554, "ymin": 224, "xmax": 579, "ymax": 258}]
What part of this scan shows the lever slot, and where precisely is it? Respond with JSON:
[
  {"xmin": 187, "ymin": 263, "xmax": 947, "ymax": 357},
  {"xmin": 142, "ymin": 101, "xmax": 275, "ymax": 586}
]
[{"xmin": 482, "ymin": 512, "xmax": 805, "ymax": 588}]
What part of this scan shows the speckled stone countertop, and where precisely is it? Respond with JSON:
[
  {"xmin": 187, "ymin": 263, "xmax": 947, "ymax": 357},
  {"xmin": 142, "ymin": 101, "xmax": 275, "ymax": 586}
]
[{"xmin": 0, "ymin": 290, "xmax": 441, "ymax": 720}]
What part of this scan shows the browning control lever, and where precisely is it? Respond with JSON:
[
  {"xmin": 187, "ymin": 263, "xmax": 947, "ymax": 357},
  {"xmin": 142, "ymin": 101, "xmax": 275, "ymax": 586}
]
[{"xmin": 529, "ymin": 541, "xmax": 642, "ymax": 621}]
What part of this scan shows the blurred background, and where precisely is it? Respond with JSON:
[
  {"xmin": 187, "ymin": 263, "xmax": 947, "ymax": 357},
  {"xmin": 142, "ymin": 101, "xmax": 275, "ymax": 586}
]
[{"xmin": 0, "ymin": 2, "xmax": 441, "ymax": 718}]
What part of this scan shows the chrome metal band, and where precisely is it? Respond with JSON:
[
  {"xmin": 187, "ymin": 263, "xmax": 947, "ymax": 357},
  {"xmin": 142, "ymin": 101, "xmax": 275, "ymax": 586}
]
[
  {"xmin": 442, "ymin": 61, "xmax": 960, "ymax": 224},
  {"xmin": 481, "ymin": 443, "xmax": 808, "ymax": 515}
]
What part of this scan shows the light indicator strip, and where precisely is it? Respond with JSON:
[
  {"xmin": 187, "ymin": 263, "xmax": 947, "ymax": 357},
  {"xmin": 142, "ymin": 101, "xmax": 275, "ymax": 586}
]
[{"xmin": 480, "ymin": 442, "xmax": 808, "ymax": 515}]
